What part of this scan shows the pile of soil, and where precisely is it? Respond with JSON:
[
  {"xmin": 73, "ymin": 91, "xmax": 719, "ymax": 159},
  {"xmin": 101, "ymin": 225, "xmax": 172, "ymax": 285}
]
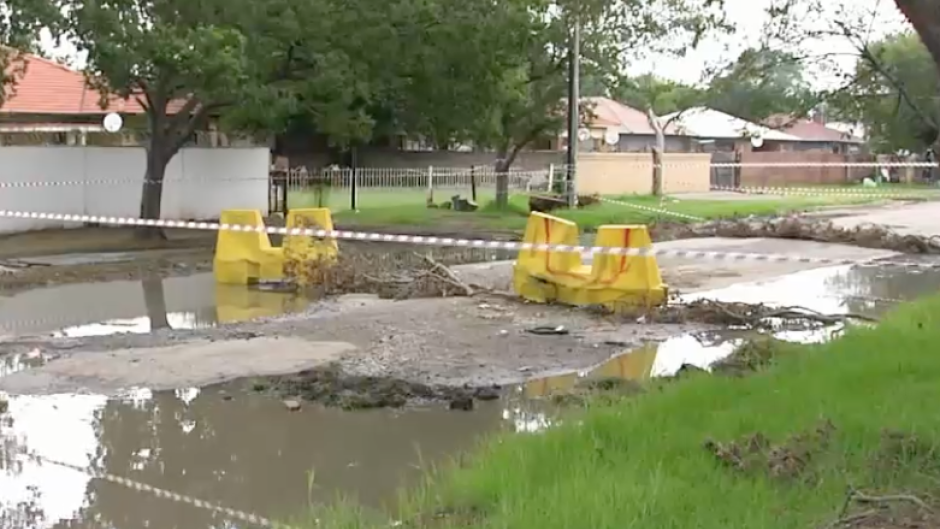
[
  {"xmin": 653, "ymin": 215, "xmax": 940, "ymax": 255},
  {"xmin": 252, "ymin": 363, "xmax": 502, "ymax": 410}
]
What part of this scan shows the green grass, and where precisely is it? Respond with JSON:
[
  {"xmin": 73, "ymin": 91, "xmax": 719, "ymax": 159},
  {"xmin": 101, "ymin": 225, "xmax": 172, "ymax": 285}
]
[
  {"xmin": 296, "ymin": 187, "xmax": 893, "ymax": 234},
  {"xmin": 301, "ymin": 294, "xmax": 940, "ymax": 529}
]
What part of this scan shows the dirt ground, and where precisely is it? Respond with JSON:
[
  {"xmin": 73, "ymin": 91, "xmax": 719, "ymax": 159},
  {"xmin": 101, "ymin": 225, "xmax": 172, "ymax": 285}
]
[{"xmin": 0, "ymin": 293, "xmax": 711, "ymax": 395}]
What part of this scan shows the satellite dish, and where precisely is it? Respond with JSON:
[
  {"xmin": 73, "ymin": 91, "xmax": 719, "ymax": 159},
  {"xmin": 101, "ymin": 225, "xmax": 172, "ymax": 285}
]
[
  {"xmin": 103, "ymin": 112, "xmax": 123, "ymax": 133},
  {"xmin": 577, "ymin": 128, "xmax": 591, "ymax": 142},
  {"xmin": 750, "ymin": 133, "xmax": 764, "ymax": 148},
  {"xmin": 604, "ymin": 129, "xmax": 619, "ymax": 146}
]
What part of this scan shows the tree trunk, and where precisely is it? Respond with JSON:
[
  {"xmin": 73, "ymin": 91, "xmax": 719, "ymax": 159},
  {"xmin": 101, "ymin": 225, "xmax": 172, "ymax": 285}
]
[
  {"xmin": 494, "ymin": 149, "xmax": 511, "ymax": 210},
  {"xmin": 647, "ymin": 108, "xmax": 665, "ymax": 196},
  {"xmin": 136, "ymin": 113, "xmax": 173, "ymax": 239},
  {"xmin": 894, "ymin": 0, "xmax": 940, "ymax": 70}
]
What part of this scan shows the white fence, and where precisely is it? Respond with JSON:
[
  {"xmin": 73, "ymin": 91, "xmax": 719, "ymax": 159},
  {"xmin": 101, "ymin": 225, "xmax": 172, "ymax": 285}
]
[
  {"xmin": 0, "ymin": 146, "xmax": 269, "ymax": 233},
  {"xmin": 277, "ymin": 166, "xmax": 556, "ymax": 210}
]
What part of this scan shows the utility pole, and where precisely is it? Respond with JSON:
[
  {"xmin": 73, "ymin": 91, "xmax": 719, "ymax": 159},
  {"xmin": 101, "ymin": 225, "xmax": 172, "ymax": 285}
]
[{"xmin": 565, "ymin": 10, "xmax": 580, "ymax": 208}]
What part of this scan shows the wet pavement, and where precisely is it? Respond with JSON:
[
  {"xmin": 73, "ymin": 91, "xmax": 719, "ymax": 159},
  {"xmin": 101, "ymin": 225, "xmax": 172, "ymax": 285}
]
[{"xmin": 3, "ymin": 253, "xmax": 940, "ymax": 527}]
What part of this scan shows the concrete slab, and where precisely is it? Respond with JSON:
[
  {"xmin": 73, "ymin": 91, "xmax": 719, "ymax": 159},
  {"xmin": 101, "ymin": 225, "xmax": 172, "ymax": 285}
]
[
  {"xmin": 829, "ymin": 201, "xmax": 940, "ymax": 237},
  {"xmin": 0, "ymin": 337, "xmax": 355, "ymax": 394}
]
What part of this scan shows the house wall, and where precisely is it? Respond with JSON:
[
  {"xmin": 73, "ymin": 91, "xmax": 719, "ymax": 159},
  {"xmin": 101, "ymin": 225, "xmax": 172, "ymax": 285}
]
[
  {"xmin": 616, "ymin": 134, "xmax": 691, "ymax": 153},
  {"xmin": 356, "ymin": 148, "xmax": 564, "ymax": 170},
  {"xmin": 0, "ymin": 146, "xmax": 269, "ymax": 233},
  {"xmin": 738, "ymin": 151, "xmax": 875, "ymax": 187},
  {"xmin": 577, "ymin": 152, "xmax": 711, "ymax": 195}
]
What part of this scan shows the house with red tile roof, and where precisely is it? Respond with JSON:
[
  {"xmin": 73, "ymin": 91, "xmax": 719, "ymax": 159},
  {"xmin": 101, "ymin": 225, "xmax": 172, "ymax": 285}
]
[
  {"xmin": 558, "ymin": 97, "xmax": 691, "ymax": 152},
  {"xmin": 763, "ymin": 114, "xmax": 865, "ymax": 154},
  {"xmin": 0, "ymin": 53, "xmax": 153, "ymax": 145},
  {"xmin": 0, "ymin": 52, "xmax": 245, "ymax": 147}
]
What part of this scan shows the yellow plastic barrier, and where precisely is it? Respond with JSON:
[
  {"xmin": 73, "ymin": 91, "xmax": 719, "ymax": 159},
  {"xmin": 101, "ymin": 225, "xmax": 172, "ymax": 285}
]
[
  {"xmin": 214, "ymin": 284, "xmax": 309, "ymax": 323},
  {"xmin": 214, "ymin": 210, "xmax": 285, "ymax": 284},
  {"xmin": 512, "ymin": 212, "xmax": 667, "ymax": 310},
  {"xmin": 213, "ymin": 208, "xmax": 338, "ymax": 285}
]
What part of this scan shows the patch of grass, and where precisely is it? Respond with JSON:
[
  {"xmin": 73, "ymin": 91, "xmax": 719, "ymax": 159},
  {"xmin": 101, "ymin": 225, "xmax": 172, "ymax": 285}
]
[
  {"xmin": 307, "ymin": 294, "xmax": 940, "ymax": 529},
  {"xmin": 324, "ymin": 189, "xmax": 887, "ymax": 235}
]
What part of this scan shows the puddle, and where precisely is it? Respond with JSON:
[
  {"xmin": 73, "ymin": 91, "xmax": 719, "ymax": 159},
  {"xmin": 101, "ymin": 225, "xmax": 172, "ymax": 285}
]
[
  {"xmin": 0, "ymin": 386, "xmax": 552, "ymax": 528},
  {"xmin": 0, "ymin": 274, "xmax": 316, "ymax": 336},
  {"xmin": 525, "ymin": 262, "xmax": 940, "ymax": 394}
]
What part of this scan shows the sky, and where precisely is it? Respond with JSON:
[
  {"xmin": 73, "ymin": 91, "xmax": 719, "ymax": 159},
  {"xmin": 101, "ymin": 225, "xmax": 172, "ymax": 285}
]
[
  {"xmin": 40, "ymin": 0, "xmax": 911, "ymax": 89},
  {"xmin": 623, "ymin": 0, "xmax": 910, "ymax": 88}
]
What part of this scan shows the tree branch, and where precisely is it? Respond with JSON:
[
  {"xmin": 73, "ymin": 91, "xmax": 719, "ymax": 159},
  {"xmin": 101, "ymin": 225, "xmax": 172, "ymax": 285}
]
[{"xmin": 834, "ymin": 19, "xmax": 938, "ymax": 130}]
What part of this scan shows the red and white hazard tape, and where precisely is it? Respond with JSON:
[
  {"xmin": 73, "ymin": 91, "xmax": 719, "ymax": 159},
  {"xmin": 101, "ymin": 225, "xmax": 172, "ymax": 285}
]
[
  {"xmin": 21, "ymin": 450, "xmax": 276, "ymax": 527},
  {"xmin": 598, "ymin": 197, "xmax": 706, "ymax": 222},
  {"xmin": 707, "ymin": 184, "xmax": 940, "ymax": 198},
  {"xmin": 2, "ymin": 210, "xmax": 940, "ymax": 269}
]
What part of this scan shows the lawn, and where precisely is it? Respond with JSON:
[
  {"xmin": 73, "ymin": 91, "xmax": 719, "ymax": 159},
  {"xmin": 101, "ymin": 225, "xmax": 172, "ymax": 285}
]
[
  {"xmin": 299, "ymin": 293, "xmax": 940, "ymax": 529},
  {"xmin": 292, "ymin": 187, "xmax": 894, "ymax": 234}
]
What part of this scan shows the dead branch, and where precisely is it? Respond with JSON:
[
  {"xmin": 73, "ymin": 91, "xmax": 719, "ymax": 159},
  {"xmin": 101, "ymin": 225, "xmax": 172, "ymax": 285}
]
[{"xmin": 851, "ymin": 490, "xmax": 932, "ymax": 512}]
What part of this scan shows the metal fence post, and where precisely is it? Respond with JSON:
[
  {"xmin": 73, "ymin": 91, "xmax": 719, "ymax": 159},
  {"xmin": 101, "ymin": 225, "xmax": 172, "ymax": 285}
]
[
  {"xmin": 470, "ymin": 166, "xmax": 478, "ymax": 202},
  {"xmin": 547, "ymin": 163, "xmax": 555, "ymax": 193},
  {"xmin": 427, "ymin": 165, "xmax": 434, "ymax": 204},
  {"xmin": 350, "ymin": 167, "xmax": 358, "ymax": 211}
]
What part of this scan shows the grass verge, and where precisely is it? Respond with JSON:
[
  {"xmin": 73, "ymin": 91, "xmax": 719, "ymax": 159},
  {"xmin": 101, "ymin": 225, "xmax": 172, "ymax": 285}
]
[
  {"xmin": 300, "ymin": 293, "xmax": 940, "ymax": 529},
  {"xmin": 327, "ymin": 191, "xmax": 891, "ymax": 234}
]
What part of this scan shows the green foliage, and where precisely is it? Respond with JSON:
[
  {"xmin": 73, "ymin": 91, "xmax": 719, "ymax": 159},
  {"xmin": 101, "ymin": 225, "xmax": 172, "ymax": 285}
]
[
  {"xmin": 0, "ymin": 0, "xmax": 58, "ymax": 107},
  {"xmin": 705, "ymin": 47, "xmax": 819, "ymax": 122},
  {"xmin": 612, "ymin": 74, "xmax": 706, "ymax": 115},
  {"xmin": 829, "ymin": 31, "xmax": 938, "ymax": 153},
  {"xmin": 461, "ymin": 0, "xmax": 731, "ymax": 166}
]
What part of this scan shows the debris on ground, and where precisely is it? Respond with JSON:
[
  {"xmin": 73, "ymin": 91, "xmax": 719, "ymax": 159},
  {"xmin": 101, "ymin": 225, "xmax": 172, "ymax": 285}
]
[
  {"xmin": 287, "ymin": 249, "xmax": 480, "ymax": 300},
  {"xmin": 593, "ymin": 297, "xmax": 875, "ymax": 331},
  {"xmin": 824, "ymin": 488, "xmax": 939, "ymax": 528},
  {"xmin": 653, "ymin": 215, "xmax": 940, "ymax": 254},
  {"xmin": 254, "ymin": 363, "xmax": 502, "ymax": 409},
  {"xmin": 528, "ymin": 193, "xmax": 601, "ymax": 213},
  {"xmin": 703, "ymin": 418, "xmax": 836, "ymax": 481}
]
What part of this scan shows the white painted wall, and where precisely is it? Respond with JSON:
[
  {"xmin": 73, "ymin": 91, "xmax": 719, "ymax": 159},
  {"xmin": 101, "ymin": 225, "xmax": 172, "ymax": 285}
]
[{"xmin": 0, "ymin": 146, "xmax": 269, "ymax": 233}]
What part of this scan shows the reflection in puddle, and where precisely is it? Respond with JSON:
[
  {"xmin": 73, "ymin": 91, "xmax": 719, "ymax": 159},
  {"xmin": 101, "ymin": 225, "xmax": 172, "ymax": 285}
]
[
  {"xmin": 525, "ymin": 262, "xmax": 940, "ymax": 398},
  {"xmin": 0, "ymin": 274, "xmax": 316, "ymax": 337},
  {"xmin": 0, "ymin": 387, "xmax": 549, "ymax": 529}
]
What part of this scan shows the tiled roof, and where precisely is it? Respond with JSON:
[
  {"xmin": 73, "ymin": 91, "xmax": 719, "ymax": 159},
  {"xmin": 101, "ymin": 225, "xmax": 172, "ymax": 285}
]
[
  {"xmin": 765, "ymin": 115, "xmax": 863, "ymax": 143},
  {"xmin": 2, "ymin": 52, "xmax": 182, "ymax": 115},
  {"xmin": 582, "ymin": 96, "xmax": 679, "ymax": 135}
]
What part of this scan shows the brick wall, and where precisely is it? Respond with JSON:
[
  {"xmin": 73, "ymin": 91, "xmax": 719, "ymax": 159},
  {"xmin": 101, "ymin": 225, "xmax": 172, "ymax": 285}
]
[{"xmin": 738, "ymin": 151, "xmax": 874, "ymax": 187}]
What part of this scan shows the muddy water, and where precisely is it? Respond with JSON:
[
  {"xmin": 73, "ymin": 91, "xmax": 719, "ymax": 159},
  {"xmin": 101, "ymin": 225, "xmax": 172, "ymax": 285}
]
[{"xmin": 0, "ymin": 384, "xmax": 552, "ymax": 528}]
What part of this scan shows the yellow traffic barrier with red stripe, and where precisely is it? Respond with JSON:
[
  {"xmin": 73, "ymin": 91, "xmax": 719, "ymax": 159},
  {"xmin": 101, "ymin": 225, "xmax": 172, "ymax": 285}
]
[{"xmin": 512, "ymin": 212, "xmax": 667, "ymax": 310}]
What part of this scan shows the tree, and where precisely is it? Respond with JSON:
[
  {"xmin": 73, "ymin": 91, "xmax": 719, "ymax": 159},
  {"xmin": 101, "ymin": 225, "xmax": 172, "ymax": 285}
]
[
  {"xmin": 893, "ymin": 0, "xmax": 940, "ymax": 75},
  {"xmin": 10, "ymin": 0, "xmax": 414, "ymax": 238},
  {"xmin": 829, "ymin": 32, "xmax": 937, "ymax": 153},
  {"xmin": 704, "ymin": 47, "xmax": 818, "ymax": 123},
  {"xmin": 0, "ymin": 0, "xmax": 55, "ymax": 107},
  {"xmin": 460, "ymin": 0, "xmax": 731, "ymax": 208},
  {"xmin": 612, "ymin": 74, "xmax": 705, "ymax": 116}
]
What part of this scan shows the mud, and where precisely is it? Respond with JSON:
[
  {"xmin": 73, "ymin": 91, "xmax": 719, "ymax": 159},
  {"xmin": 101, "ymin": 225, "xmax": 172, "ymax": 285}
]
[
  {"xmin": 0, "ymin": 294, "xmax": 710, "ymax": 396},
  {"xmin": 653, "ymin": 215, "xmax": 940, "ymax": 255},
  {"xmin": 252, "ymin": 363, "xmax": 502, "ymax": 410}
]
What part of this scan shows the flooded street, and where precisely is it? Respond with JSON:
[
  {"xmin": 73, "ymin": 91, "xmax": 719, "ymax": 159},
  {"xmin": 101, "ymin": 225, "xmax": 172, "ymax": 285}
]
[{"xmin": 3, "ymin": 248, "xmax": 940, "ymax": 527}]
